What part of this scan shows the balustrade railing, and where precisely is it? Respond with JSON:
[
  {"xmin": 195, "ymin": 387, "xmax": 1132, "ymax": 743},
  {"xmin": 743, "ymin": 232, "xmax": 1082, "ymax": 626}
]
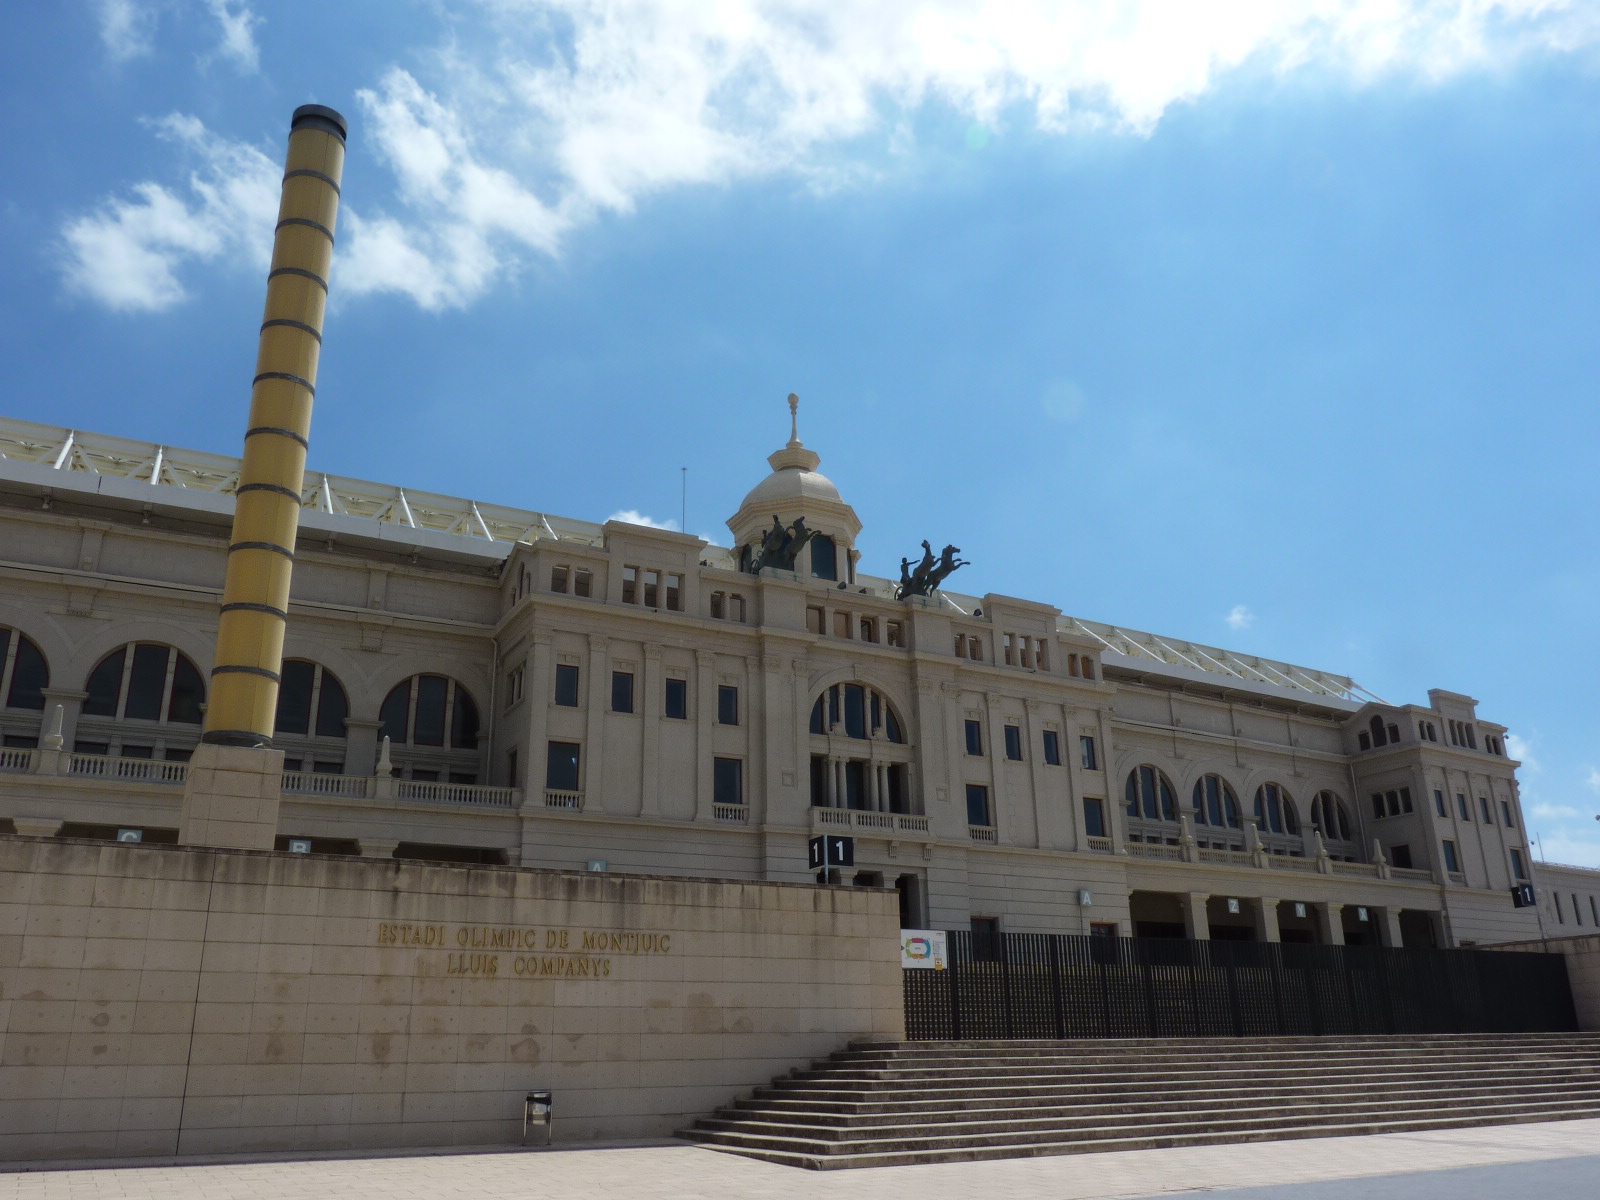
[
  {"xmin": 712, "ymin": 803, "xmax": 748, "ymax": 823},
  {"xmin": 968, "ymin": 826, "xmax": 997, "ymax": 844},
  {"xmin": 543, "ymin": 789, "xmax": 584, "ymax": 811},
  {"xmin": 811, "ymin": 807, "xmax": 928, "ymax": 834},
  {"xmin": 1392, "ymin": 867, "xmax": 1436, "ymax": 882},
  {"xmin": 282, "ymin": 772, "xmax": 371, "ymax": 799},
  {"xmin": 1085, "ymin": 836, "xmax": 1114, "ymax": 853},
  {"xmin": 397, "ymin": 780, "xmax": 519, "ymax": 809},
  {"xmin": 0, "ymin": 747, "xmax": 34, "ymax": 774},
  {"xmin": 68, "ymin": 754, "xmax": 187, "ymax": 784}
]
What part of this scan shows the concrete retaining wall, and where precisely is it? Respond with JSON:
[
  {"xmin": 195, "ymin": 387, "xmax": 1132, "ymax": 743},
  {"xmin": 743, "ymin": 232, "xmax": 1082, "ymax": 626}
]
[
  {"xmin": 0, "ymin": 836, "xmax": 902, "ymax": 1160},
  {"xmin": 1485, "ymin": 934, "xmax": 1600, "ymax": 1032}
]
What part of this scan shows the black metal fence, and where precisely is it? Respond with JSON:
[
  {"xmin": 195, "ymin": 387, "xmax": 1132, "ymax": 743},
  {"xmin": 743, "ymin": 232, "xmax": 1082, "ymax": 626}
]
[{"xmin": 903, "ymin": 932, "xmax": 1576, "ymax": 1039}]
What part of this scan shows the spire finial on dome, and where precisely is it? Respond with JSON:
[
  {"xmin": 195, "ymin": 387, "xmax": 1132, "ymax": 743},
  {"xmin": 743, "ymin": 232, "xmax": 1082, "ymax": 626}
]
[{"xmin": 787, "ymin": 392, "xmax": 801, "ymax": 449}]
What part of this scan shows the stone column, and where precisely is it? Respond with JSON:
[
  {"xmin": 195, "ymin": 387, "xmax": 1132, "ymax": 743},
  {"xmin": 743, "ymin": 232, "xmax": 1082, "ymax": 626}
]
[
  {"xmin": 1318, "ymin": 902, "xmax": 1346, "ymax": 946},
  {"xmin": 344, "ymin": 717, "xmax": 382, "ymax": 776},
  {"xmin": 694, "ymin": 650, "xmax": 716, "ymax": 820},
  {"xmin": 1023, "ymin": 699, "xmax": 1048, "ymax": 849},
  {"xmin": 1380, "ymin": 907, "xmax": 1405, "ymax": 948},
  {"xmin": 1258, "ymin": 897, "xmax": 1282, "ymax": 943},
  {"xmin": 984, "ymin": 693, "xmax": 1006, "ymax": 840},
  {"xmin": 640, "ymin": 645, "xmax": 661, "ymax": 817},
  {"xmin": 584, "ymin": 635, "xmax": 608, "ymax": 810},
  {"xmin": 38, "ymin": 688, "xmax": 86, "ymax": 771},
  {"xmin": 519, "ymin": 634, "xmax": 552, "ymax": 862},
  {"xmin": 1184, "ymin": 892, "xmax": 1211, "ymax": 940}
]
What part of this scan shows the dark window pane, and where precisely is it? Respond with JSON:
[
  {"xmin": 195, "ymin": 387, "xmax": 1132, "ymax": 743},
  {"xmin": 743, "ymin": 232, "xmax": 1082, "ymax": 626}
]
[
  {"xmin": 413, "ymin": 675, "xmax": 448, "ymax": 746},
  {"xmin": 810, "ymin": 535, "xmax": 837, "ymax": 580},
  {"xmin": 718, "ymin": 685, "xmax": 739, "ymax": 726},
  {"xmin": 665, "ymin": 678, "xmax": 687, "ymax": 719},
  {"xmin": 870, "ymin": 692, "xmax": 881, "ymax": 730},
  {"xmin": 1043, "ymin": 730, "xmax": 1060, "ymax": 765},
  {"xmin": 166, "ymin": 654, "xmax": 204, "ymax": 724},
  {"xmin": 1083, "ymin": 798, "xmax": 1106, "ymax": 838},
  {"xmin": 120, "ymin": 744, "xmax": 154, "ymax": 759},
  {"xmin": 448, "ymin": 772, "xmax": 477, "ymax": 785},
  {"xmin": 885, "ymin": 708, "xmax": 904, "ymax": 744},
  {"xmin": 379, "ymin": 682, "xmax": 411, "ymax": 745},
  {"xmin": 827, "ymin": 685, "xmax": 839, "ymax": 727},
  {"xmin": 545, "ymin": 741, "xmax": 580, "ymax": 791},
  {"xmin": 275, "ymin": 660, "xmax": 315, "ymax": 736},
  {"xmin": 450, "ymin": 689, "xmax": 480, "ymax": 749},
  {"xmin": 1004, "ymin": 725, "xmax": 1022, "ymax": 760},
  {"xmin": 810, "ymin": 755, "xmax": 828, "ymax": 806},
  {"xmin": 554, "ymin": 664, "xmax": 580, "ymax": 707},
  {"xmin": 124, "ymin": 644, "xmax": 170, "ymax": 721},
  {"xmin": 83, "ymin": 649, "xmax": 126, "ymax": 717},
  {"xmin": 966, "ymin": 784, "xmax": 990, "ymax": 827},
  {"xmin": 316, "ymin": 670, "xmax": 349, "ymax": 739},
  {"xmin": 164, "ymin": 748, "xmax": 192, "ymax": 763},
  {"xmin": 6, "ymin": 633, "xmax": 48, "ymax": 710},
  {"xmin": 611, "ymin": 671, "xmax": 635, "ymax": 714},
  {"xmin": 313, "ymin": 761, "xmax": 343, "ymax": 774},
  {"xmin": 964, "ymin": 720, "xmax": 982, "ymax": 756},
  {"xmin": 410, "ymin": 769, "xmax": 439, "ymax": 782},
  {"xmin": 845, "ymin": 760, "xmax": 866, "ymax": 809},
  {"xmin": 887, "ymin": 764, "xmax": 907, "ymax": 813},
  {"xmin": 809, "ymin": 696, "xmax": 825, "ymax": 734},
  {"xmin": 714, "ymin": 757, "xmax": 743, "ymax": 806},
  {"xmin": 843, "ymin": 684, "xmax": 866, "ymax": 739}
]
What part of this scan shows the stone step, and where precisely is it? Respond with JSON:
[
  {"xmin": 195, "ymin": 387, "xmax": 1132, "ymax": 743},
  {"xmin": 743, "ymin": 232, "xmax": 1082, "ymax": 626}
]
[
  {"xmin": 822, "ymin": 1045, "xmax": 1600, "ymax": 1069},
  {"xmin": 684, "ymin": 1106, "xmax": 1600, "ymax": 1171},
  {"xmin": 690, "ymin": 1094, "xmax": 1600, "ymax": 1157},
  {"xmin": 730, "ymin": 1078, "xmax": 1600, "ymax": 1126},
  {"xmin": 848, "ymin": 1033, "xmax": 1600, "ymax": 1053}
]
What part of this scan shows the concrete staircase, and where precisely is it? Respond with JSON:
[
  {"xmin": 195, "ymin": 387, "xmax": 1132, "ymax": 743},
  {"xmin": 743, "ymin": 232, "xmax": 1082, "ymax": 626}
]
[{"xmin": 680, "ymin": 1033, "xmax": 1600, "ymax": 1169}]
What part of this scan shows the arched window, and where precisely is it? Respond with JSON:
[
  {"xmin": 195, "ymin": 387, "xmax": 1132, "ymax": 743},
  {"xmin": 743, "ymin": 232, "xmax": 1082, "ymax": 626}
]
[
  {"xmin": 1191, "ymin": 774, "xmax": 1241, "ymax": 828},
  {"xmin": 1310, "ymin": 790, "xmax": 1353, "ymax": 842},
  {"xmin": 380, "ymin": 675, "xmax": 479, "ymax": 749},
  {"xmin": 1253, "ymin": 783, "xmax": 1299, "ymax": 836},
  {"xmin": 810, "ymin": 535, "xmax": 837, "ymax": 581},
  {"xmin": 82, "ymin": 644, "xmax": 204, "ymax": 725},
  {"xmin": 1125, "ymin": 765, "xmax": 1178, "ymax": 821},
  {"xmin": 0, "ymin": 626, "xmax": 48, "ymax": 711},
  {"xmin": 275, "ymin": 660, "xmax": 349, "ymax": 739},
  {"xmin": 1368, "ymin": 715, "xmax": 1387, "ymax": 748},
  {"xmin": 809, "ymin": 684, "xmax": 905, "ymax": 743}
]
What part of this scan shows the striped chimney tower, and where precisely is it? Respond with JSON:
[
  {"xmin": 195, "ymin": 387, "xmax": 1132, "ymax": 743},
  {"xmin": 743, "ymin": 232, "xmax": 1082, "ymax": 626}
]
[{"xmin": 203, "ymin": 104, "xmax": 346, "ymax": 748}]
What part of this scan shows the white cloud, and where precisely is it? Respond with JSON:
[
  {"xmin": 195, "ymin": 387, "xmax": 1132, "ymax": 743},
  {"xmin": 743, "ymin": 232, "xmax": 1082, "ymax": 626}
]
[
  {"xmin": 68, "ymin": 0, "xmax": 1600, "ymax": 310},
  {"xmin": 1506, "ymin": 732, "xmax": 1538, "ymax": 771},
  {"xmin": 1585, "ymin": 766, "xmax": 1600, "ymax": 795},
  {"xmin": 96, "ymin": 0, "xmax": 155, "ymax": 62},
  {"xmin": 607, "ymin": 509, "xmax": 679, "ymax": 530},
  {"xmin": 1226, "ymin": 604, "xmax": 1255, "ymax": 631},
  {"xmin": 203, "ymin": 1, "xmax": 261, "ymax": 74},
  {"xmin": 59, "ymin": 115, "xmax": 279, "ymax": 311}
]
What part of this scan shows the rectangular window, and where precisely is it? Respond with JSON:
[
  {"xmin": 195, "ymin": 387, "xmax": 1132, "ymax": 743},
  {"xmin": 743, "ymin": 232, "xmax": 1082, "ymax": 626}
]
[
  {"xmin": 833, "ymin": 611, "xmax": 851, "ymax": 638},
  {"xmin": 554, "ymin": 664, "xmax": 580, "ymax": 707},
  {"xmin": 550, "ymin": 565, "xmax": 569, "ymax": 593},
  {"xmin": 1400, "ymin": 787, "xmax": 1413, "ymax": 813},
  {"xmin": 573, "ymin": 568, "xmax": 592, "ymax": 598},
  {"xmin": 1390, "ymin": 844, "xmax": 1413, "ymax": 870},
  {"xmin": 611, "ymin": 671, "xmax": 634, "ymax": 714},
  {"xmin": 508, "ymin": 666, "xmax": 525, "ymax": 704},
  {"xmin": 1385, "ymin": 790, "xmax": 1400, "ymax": 817},
  {"xmin": 665, "ymin": 573, "xmax": 682, "ymax": 611},
  {"xmin": 1509, "ymin": 847, "xmax": 1527, "ymax": 880},
  {"xmin": 968, "ymin": 637, "xmax": 983, "ymax": 662},
  {"xmin": 643, "ymin": 569, "xmax": 660, "ymax": 608},
  {"xmin": 665, "ymin": 678, "xmax": 687, "ymax": 719},
  {"xmin": 886, "ymin": 621, "xmax": 905, "ymax": 648},
  {"xmin": 1479, "ymin": 796, "xmax": 1493, "ymax": 824},
  {"xmin": 621, "ymin": 566, "xmax": 638, "ymax": 604},
  {"xmin": 1004, "ymin": 725, "xmax": 1023, "ymax": 761},
  {"xmin": 1371, "ymin": 794, "xmax": 1385, "ymax": 820},
  {"xmin": 1442, "ymin": 839, "xmax": 1460, "ymax": 874},
  {"xmin": 1501, "ymin": 799, "xmax": 1515, "ymax": 827},
  {"xmin": 1555, "ymin": 892, "xmax": 1565, "ymax": 924},
  {"xmin": 1082, "ymin": 797, "xmax": 1106, "ymax": 838},
  {"xmin": 713, "ymin": 758, "xmax": 744, "ymax": 807},
  {"xmin": 1042, "ymin": 730, "xmax": 1061, "ymax": 766},
  {"xmin": 717, "ymin": 685, "xmax": 739, "ymax": 726},
  {"xmin": 506, "ymin": 748, "xmax": 519, "ymax": 787},
  {"xmin": 964, "ymin": 719, "xmax": 983, "ymax": 756},
  {"xmin": 545, "ymin": 741, "xmax": 580, "ymax": 792},
  {"xmin": 729, "ymin": 594, "xmax": 744, "ymax": 622},
  {"xmin": 710, "ymin": 591, "xmax": 724, "ymax": 619},
  {"xmin": 860, "ymin": 617, "xmax": 877, "ymax": 643},
  {"xmin": 1080, "ymin": 735, "xmax": 1098, "ymax": 771},
  {"xmin": 1003, "ymin": 633, "xmax": 1016, "ymax": 666},
  {"xmin": 806, "ymin": 606, "xmax": 824, "ymax": 635},
  {"xmin": 1434, "ymin": 789, "xmax": 1447, "ymax": 818},
  {"xmin": 1457, "ymin": 793, "xmax": 1471, "ymax": 820},
  {"xmin": 966, "ymin": 784, "xmax": 992, "ymax": 828}
]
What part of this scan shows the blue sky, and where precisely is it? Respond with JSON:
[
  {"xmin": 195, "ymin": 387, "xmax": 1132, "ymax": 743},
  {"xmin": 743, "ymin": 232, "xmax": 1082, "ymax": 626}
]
[{"xmin": 4, "ymin": 2, "xmax": 1600, "ymax": 863}]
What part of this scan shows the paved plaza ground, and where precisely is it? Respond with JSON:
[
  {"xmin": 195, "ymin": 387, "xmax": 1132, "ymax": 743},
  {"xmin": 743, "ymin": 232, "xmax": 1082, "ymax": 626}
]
[{"xmin": 3, "ymin": 1119, "xmax": 1599, "ymax": 1200}]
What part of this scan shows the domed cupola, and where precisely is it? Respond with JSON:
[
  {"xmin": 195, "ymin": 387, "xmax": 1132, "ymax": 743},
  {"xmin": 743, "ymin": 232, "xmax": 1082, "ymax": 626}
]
[{"xmin": 727, "ymin": 394, "xmax": 863, "ymax": 583}]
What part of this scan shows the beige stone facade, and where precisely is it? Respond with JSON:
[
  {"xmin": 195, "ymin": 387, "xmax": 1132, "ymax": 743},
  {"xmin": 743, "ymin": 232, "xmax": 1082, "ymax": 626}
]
[
  {"xmin": 0, "ymin": 837, "xmax": 901, "ymax": 1159},
  {"xmin": 0, "ymin": 412, "xmax": 1593, "ymax": 949}
]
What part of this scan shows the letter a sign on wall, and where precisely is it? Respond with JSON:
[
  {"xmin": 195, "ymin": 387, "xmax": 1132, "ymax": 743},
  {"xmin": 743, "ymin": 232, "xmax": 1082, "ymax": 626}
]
[{"xmin": 808, "ymin": 835, "xmax": 855, "ymax": 871}]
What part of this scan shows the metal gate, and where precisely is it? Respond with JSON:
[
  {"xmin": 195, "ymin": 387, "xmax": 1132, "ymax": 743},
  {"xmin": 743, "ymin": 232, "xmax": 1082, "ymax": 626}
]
[{"xmin": 902, "ymin": 932, "xmax": 1577, "ymax": 1039}]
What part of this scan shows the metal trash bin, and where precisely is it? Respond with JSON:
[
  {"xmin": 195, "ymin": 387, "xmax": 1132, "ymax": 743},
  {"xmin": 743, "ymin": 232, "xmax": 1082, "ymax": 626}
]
[{"xmin": 523, "ymin": 1090, "xmax": 553, "ymax": 1146}]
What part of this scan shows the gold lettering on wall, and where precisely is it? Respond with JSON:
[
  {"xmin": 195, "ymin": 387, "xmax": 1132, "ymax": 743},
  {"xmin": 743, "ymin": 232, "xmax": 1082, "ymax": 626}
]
[{"xmin": 375, "ymin": 923, "xmax": 669, "ymax": 979}]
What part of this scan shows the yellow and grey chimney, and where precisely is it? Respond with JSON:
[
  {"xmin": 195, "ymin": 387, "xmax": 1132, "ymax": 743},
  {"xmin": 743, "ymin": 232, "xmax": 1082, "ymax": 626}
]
[{"xmin": 203, "ymin": 104, "xmax": 346, "ymax": 747}]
